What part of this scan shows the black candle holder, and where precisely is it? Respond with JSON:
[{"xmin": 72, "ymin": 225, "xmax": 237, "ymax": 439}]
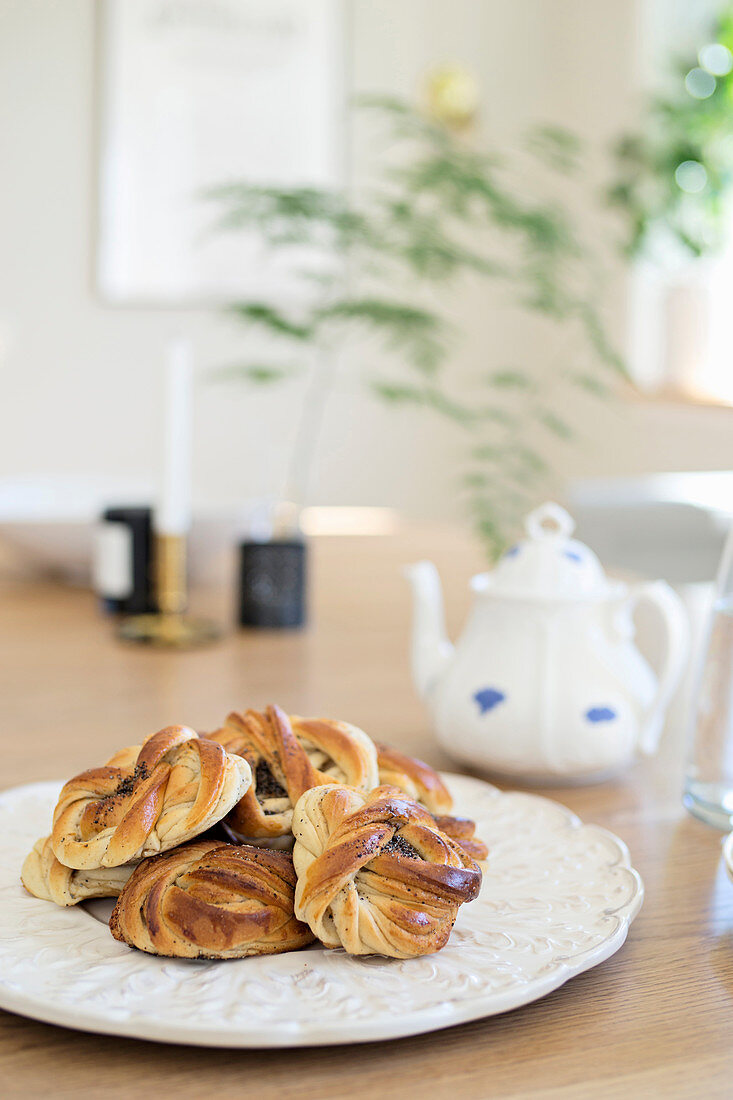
[
  {"xmin": 237, "ymin": 538, "xmax": 307, "ymax": 629},
  {"xmin": 97, "ymin": 506, "xmax": 155, "ymax": 615}
]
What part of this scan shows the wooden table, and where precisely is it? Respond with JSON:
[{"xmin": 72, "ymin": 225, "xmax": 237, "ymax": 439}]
[{"xmin": 1, "ymin": 529, "xmax": 732, "ymax": 1099}]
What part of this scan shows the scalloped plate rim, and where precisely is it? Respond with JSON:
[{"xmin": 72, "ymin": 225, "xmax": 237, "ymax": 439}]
[{"xmin": 0, "ymin": 775, "xmax": 644, "ymax": 1048}]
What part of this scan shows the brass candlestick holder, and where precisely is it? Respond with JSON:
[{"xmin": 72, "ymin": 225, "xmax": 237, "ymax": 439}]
[{"xmin": 118, "ymin": 533, "xmax": 221, "ymax": 648}]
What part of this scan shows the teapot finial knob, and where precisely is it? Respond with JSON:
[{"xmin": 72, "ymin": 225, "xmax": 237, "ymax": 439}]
[{"xmin": 525, "ymin": 502, "xmax": 575, "ymax": 541}]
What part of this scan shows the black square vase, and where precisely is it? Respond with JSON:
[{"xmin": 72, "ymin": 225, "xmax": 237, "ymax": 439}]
[{"xmin": 237, "ymin": 539, "xmax": 307, "ymax": 629}]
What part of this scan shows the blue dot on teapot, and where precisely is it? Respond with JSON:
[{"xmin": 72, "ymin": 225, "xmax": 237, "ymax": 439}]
[
  {"xmin": 474, "ymin": 688, "xmax": 506, "ymax": 714},
  {"xmin": 585, "ymin": 706, "xmax": 617, "ymax": 723}
]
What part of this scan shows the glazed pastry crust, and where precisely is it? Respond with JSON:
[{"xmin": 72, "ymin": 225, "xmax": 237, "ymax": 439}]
[
  {"xmin": 292, "ymin": 784, "xmax": 482, "ymax": 958},
  {"xmin": 51, "ymin": 726, "xmax": 251, "ymax": 870},
  {"xmin": 376, "ymin": 743, "xmax": 488, "ymax": 860},
  {"xmin": 205, "ymin": 705, "xmax": 378, "ymax": 841},
  {"xmin": 433, "ymin": 815, "xmax": 489, "ymax": 862},
  {"xmin": 376, "ymin": 742, "xmax": 453, "ymax": 814},
  {"xmin": 21, "ymin": 835, "xmax": 134, "ymax": 906},
  {"xmin": 109, "ymin": 839, "xmax": 314, "ymax": 958}
]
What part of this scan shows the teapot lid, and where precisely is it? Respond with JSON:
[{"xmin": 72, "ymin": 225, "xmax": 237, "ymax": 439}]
[{"xmin": 476, "ymin": 502, "xmax": 619, "ymax": 601}]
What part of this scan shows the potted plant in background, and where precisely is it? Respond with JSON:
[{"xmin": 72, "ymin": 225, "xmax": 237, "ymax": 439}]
[
  {"xmin": 207, "ymin": 91, "xmax": 627, "ymax": 626},
  {"xmin": 608, "ymin": 6, "xmax": 733, "ymax": 403}
]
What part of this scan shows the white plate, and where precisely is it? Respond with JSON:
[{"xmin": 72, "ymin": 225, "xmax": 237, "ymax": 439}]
[{"xmin": 0, "ymin": 776, "xmax": 643, "ymax": 1048}]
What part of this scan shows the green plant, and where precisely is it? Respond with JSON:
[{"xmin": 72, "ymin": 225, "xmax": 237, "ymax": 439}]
[
  {"xmin": 209, "ymin": 96, "xmax": 623, "ymax": 559},
  {"xmin": 609, "ymin": 8, "xmax": 733, "ymax": 259}
]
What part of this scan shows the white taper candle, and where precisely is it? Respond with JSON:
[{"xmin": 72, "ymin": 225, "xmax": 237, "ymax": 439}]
[{"xmin": 157, "ymin": 338, "xmax": 193, "ymax": 536}]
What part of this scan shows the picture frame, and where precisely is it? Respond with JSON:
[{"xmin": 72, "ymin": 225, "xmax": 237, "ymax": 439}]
[{"xmin": 96, "ymin": 0, "xmax": 346, "ymax": 305}]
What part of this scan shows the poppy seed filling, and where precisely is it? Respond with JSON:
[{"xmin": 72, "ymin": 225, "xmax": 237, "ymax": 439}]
[
  {"xmin": 382, "ymin": 834, "xmax": 422, "ymax": 860},
  {"xmin": 256, "ymin": 760, "xmax": 287, "ymax": 802}
]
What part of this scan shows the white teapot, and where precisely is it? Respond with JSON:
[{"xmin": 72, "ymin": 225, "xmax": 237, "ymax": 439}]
[{"xmin": 405, "ymin": 502, "xmax": 689, "ymax": 783}]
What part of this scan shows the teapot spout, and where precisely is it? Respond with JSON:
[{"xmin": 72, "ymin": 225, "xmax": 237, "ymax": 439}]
[{"xmin": 403, "ymin": 561, "xmax": 454, "ymax": 700}]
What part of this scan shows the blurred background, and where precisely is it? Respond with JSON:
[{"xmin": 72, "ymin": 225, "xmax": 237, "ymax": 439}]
[{"xmin": 0, "ymin": 0, "xmax": 732, "ymax": 590}]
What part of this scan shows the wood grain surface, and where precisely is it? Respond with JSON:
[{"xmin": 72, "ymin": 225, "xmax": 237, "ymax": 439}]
[{"xmin": 1, "ymin": 528, "xmax": 731, "ymax": 1099}]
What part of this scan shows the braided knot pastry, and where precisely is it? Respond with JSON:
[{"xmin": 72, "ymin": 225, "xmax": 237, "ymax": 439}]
[
  {"xmin": 292, "ymin": 785, "xmax": 482, "ymax": 958},
  {"xmin": 205, "ymin": 705, "xmax": 378, "ymax": 842},
  {"xmin": 376, "ymin": 742, "xmax": 453, "ymax": 814},
  {"xmin": 376, "ymin": 743, "xmax": 488, "ymax": 861},
  {"xmin": 110, "ymin": 840, "xmax": 314, "ymax": 958},
  {"xmin": 51, "ymin": 726, "xmax": 251, "ymax": 870},
  {"xmin": 432, "ymin": 815, "xmax": 488, "ymax": 862},
  {"xmin": 21, "ymin": 836, "xmax": 134, "ymax": 907}
]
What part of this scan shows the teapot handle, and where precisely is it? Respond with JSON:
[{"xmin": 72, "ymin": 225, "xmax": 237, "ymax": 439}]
[{"xmin": 626, "ymin": 581, "xmax": 689, "ymax": 756}]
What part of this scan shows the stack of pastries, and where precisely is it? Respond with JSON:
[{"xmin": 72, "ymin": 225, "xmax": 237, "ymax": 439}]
[{"xmin": 22, "ymin": 706, "xmax": 486, "ymax": 961}]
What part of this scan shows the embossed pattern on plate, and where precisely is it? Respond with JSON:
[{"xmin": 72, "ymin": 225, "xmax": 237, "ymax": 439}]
[{"xmin": 0, "ymin": 776, "xmax": 643, "ymax": 1047}]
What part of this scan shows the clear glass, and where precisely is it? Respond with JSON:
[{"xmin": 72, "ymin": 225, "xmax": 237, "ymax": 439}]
[{"xmin": 684, "ymin": 523, "xmax": 733, "ymax": 829}]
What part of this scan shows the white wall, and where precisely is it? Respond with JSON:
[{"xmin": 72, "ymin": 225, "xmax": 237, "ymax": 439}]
[{"xmin": 0, "ymin": 0, "xmax": 731, "ymax": 529}]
